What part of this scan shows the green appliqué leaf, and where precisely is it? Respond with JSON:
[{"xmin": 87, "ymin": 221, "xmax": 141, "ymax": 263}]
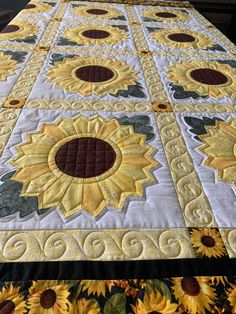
[
  {"xmin": 112, "ymin": 25, "xmax": 128, "ymax": 31},
  {"xmin": 118, "ymin": 115, "xmax": 155, "ymax": 142},
  {"xmin": 3, "ymin": 51, "xmax": 28, "ymax": 63},
  {"xmin": 183, "ymin": 116, "xmax": 223, "ymax": 142},
  {"xmin": 47, "ymin": 2, "xmax": 57, "ymax": 7},
  {"xmin": 170, "ymin": 83, "xmax": 207, "ymax": 100},
  {"xmin": 72, "ymin": 4, "xmax": 83, "ymax": 8},
  {"xmin": 111, "ymin": 15, "xmax": 126, "ymax": 21},
  {"xmin": 15, "ymin": 35, "xmax": 37, "ymax": 44},
  {"xmin": 104, "ymin": 293, "xmax": 126, "ymax": 314},
  {"xmin": 217, "ymin": 60, "xmax": 236, "ymax": 68},
  {"xmin": 0, "ymin": 171, "xmax": 48, "ymax": 218},
  {"xmin": 146, "ymin": 26, "xmax": 161, "ymax": 33},
  {"xmin": 57, "ymin": 37, "xmax": 78, "ymax": 46},
  {"xmin": 111, "ymin": 82, "xmax": 146, "ymax": 98},
  {"xmin": 50, "ymin": 53, "xmax": 75, "ymax": 66},
  {"xmin": 206, "ymin": 44, "xmax": 226, "ymax": 52},
  {"xmin": 143, "ymin": 17, "xmax": 158, "ymax": 23}
]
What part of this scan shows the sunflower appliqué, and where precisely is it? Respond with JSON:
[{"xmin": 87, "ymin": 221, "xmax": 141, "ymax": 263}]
[
  {"xmin": 80, "ymin": 280, "xmax": 115, "ymax": 297},
  {"xmin": 75, "ymin": 299, "xmax": 100, "ymax": 314},
  {"xmin": 10, "ymin": 116, "xmax": 158, "ymax": 218},
  {"xmin": 27, "ymin": 281, "xmax": 71, "ymax": 314},
  {"xmin": 172, "ymin": 276, "xmax": 216, "ymax": 314},
  {"xmin": 0, "ymin": 20, "xmax": 38, "ymax": 41},
  {"xmin": 131, "ymin": 290, "xmax": 178, "ymax": 314},
  {"xmin": 167, "ymin": 60, "xmax": 236, "ymax": 99},
  {"xmin": 62, "ymin": 24, "xmax": 128, "ymax": 46},
  {"xmin": 47, "ymin": 56, "xmax": 138, "ymax": 96},
  {"xmin": 22, "ymin": 2, "xmax": 52, "ymax": 14},
  {"xmin": 0, "ymin": 52, "xmax": 17, "ymax": 81},
  {"xmin": 0, "ymin": 284, "xmax": 27, "ymax": 314},
  {"xmin": 143, "ymin": 9, "xmax": 190, "ymax": 22},
  {"xmin": 73, "ymin": 5, "xmax": 122, "ymax": 20},
  {"xmin": 150, "ymin": 28, "xmax": 214, "ymax": 50},
  {"xmin": 189, "ymin": 228, "xmax": 227, "ymax": 258},
  {"xmin": 198, "ymin": 118, "xmax": 236, "ymax": 186}
]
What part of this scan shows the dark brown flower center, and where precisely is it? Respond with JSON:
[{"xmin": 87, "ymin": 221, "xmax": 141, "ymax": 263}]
[
  {"xmin": 75, "ymin": 65, "xmax": 114, "ymax": 83},
  {"xmin": 40, "ymin": 289, "xmax": 57, "ymax": 309},
  {"xmin": 168, "ymin": 33, "xmax": 195, "ymax": 42},
  {"xmin": 149, "ymin": 312, "xmax": 161, "ymax": 314},
  {"xmin": 181, "ymin": 277, "xmax": 200, "ymax": 296},
  {"xmin": 201, "ymin": 235, "xmax": 216, "ymax": 247},
  {"xmin": 55, "ymin": 137, "xmax": 116, "ymax": 178},
  {"xmin": 86, "ymin": 9, "xmax": 108, "ymax": 15},
  {"xmin": 9, "ymin": 100, "xmax": 20, "ymax": 105},
  {"xmin": 158, "ymin": 104, "xmax": 167, "ymax": 109},
  {"xmin": 155, "ymin": 12, "xmax": 177, "ymax": 18},
  {"xmin": 190, "ymin": 68, "xmax": 228, "ymax": 85},
  {"xmin": 25, "ymin": 4, "xmax": 36, "ymax": 9},
  {"xmin": 82, "ymin": 29, "xmax": 110, "ymax": 39},
  {"xmin": 0, "ymin": 300, "xmax": 15, "ymax": 314},
  {"xmin": 1, "ymin": 25, "xmax": 20, "ymax": 34}
]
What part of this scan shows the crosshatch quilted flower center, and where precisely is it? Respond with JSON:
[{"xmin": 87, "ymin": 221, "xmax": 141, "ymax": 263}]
[
  {"xmin": 86, "ymin": 8, "xmax": 108, "ymax": 15},
  {"xmin": 189, "ymin": 68, "xmax": 229, "ymax": 85},
  {"xmin": 155, "ymin": 12, "xmax": 177, "ymax": 18},
  {"xmin": 10, "ymin": 116, "xmax": 158, "ymax": 218},
  {"xmin": 74, "ymin": 65, "xmax": 115, "ymax": 83},
  {"xmin": 168, "ymin": 33, "xmax": 195, "ymax": 42},
  {"xmin": 82, "ymin": 29, "xmax": 110, "ymax": 39},
  {"xmin": 55, "ymin": 137, "xmax": 116, "ymax": 178}
]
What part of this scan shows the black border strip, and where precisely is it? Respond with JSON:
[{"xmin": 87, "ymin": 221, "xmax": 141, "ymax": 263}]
[{"xmin": 1, "ymin": 259, "xmax": 236, "ymax": 281}]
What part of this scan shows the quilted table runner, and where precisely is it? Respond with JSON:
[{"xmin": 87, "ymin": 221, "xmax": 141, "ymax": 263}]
[{"xmin": 0, "ymin": 0, "xmax": 236, "ymax": 312}]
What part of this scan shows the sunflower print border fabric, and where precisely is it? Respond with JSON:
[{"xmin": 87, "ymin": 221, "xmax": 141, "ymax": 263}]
[
  {"xmin": 1, "ymin": 277, "xmax": 236, "ymax": 314},
  {"xmin": 1, "ymin": 0, "xmax": 236, "ymax": 312}
]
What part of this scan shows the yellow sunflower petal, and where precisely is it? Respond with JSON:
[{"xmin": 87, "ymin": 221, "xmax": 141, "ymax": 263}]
[
  {"xmin": 83, "ymin": 182, "xmax": 106, "ymax": 216},
  {"xmin": 0, "ymin": 52, "xmax": 17, "ymax": 81},
  {"xmin": 199, "ymin": 118, "xmax": 236, "ymax": 186},
  {"xmin": 38, "ymin": 174, "xmax": 73, "ymax": 208}
]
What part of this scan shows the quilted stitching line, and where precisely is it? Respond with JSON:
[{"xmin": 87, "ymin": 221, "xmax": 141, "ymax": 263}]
[
  {"xmin": 0, "ymin": 109, "xmax": 21, "ymax": 157},
  {"xmin": 156, "ymin": 112, "xmax": 217, "ymax": 227},
  {"xmin": 7, "ymin": 50, "xmax": 48, "ymax": 99},
  {"xmin": 0, "ymin": 229, "xmax": 195, "ymax": 262},
  {"xmin": 25, "ymin": 99, "xmax": 153, "ymax": 112}
]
